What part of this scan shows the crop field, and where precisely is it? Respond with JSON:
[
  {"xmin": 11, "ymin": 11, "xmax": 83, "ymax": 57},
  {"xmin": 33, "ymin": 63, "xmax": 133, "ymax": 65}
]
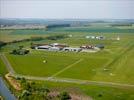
[{"xmin": 50, "ymin": 26, "xmax": 134, "ymax": 33}]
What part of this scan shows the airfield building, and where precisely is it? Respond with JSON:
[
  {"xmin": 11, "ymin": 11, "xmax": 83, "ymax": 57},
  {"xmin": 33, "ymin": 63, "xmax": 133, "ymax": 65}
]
[
  {"xmin": 34, "ymin": 43, "xmax": 101, "ymax": 52},
  {"xmin": 95, "ymin": 44, "xmax": 105, "ymax": 49},
  {"xmin": 63, "ymin": 47, "xmax": 82, "ymax": 52},
  {"xmin": 49, "ymin": 47, "xmax": 62, "ymax": 51},
  {"xmin": 80, "ymin": 45, "xmax": 94, "ymax": 49},
  {"xmin": 86, "ymin": 35, "xmax": 105, "ymax": 40},
  {"xmin": 35, "ymin": 45, "xmax": 51, "ymax": 50}
]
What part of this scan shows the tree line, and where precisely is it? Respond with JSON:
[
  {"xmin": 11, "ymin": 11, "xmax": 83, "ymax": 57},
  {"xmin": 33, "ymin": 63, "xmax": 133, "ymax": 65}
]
[
  {"xmin": 16, "ymin": 77, "xmax": 71, "ymax": 100},
  {"xmin": 0, "ymin": 34, "xmax": 68, "ymax": 49}
]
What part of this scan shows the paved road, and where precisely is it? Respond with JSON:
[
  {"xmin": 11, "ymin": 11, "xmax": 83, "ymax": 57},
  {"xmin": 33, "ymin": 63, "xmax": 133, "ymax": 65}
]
[
  {"xmin": 0, "ymin": 77, "xmax": 16, "ymax": 100},
  {"xmin": 1, "ymin": 53, "xmax": 134, "ymax": 89}
]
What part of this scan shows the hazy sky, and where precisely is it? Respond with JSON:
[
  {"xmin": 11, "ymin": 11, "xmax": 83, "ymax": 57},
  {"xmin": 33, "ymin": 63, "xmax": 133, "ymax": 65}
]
[{"xmin": 0, "ymin": 0, "xmax": 134, "ymax": 19}]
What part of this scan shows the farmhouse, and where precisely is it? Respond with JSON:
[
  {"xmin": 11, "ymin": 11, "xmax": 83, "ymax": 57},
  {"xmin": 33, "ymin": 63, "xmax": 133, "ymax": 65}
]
[{"xmin": 63, "ymin": 47, "xmax": 82, "ymax": 52}]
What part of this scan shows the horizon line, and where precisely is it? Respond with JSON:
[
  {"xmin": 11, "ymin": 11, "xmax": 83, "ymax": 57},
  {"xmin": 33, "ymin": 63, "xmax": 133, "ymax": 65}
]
[{"xmin": 0, "ymin": 18, "xmax": 134, "ymax": 20}]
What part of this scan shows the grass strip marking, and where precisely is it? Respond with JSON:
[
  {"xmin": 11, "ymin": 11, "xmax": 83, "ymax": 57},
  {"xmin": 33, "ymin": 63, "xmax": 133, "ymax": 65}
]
[
  {"xmin": 13, "ymin": 74, "xmax": 134, "ymax": 88},
  {"xmin": 1, "ymin": 55, "xmax": 134, "ymax": 88},
  {"xmin": 104, "ymin": 42, "xmax": 134, "ymax": 69},
  {"xmin": 50, "ymin": 59, "xmax": 83, "ymax": 78}
]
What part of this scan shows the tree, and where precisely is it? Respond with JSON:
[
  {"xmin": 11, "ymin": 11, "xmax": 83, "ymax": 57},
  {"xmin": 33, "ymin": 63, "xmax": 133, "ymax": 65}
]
[
  {"xmin": 19, "ymin": 45, "xmax": 24, "ymax": 50},
  {"xmin": 12, "ymin": 49, "xmax": 17, "ymax": 54},
  {"xmin": 58, "ymin": 91, "xmax": 71, "ymax": 100},
  {"xmin": 46, "ymin": 35, "xmax": 67, "ymax": 40},
  {"xmin": 31, "ymin": 37, "xmax": 44, "ymax": 41},
  {"xmin": 0, "ymin": 41, "xmax": 6, "ymax": 49},
  {"xmin": 19, "ymin": 90, "xmax": 31, "ymax": 100},
  {"xmin": 24, "ymin": 50, "xmax": 29, "ymax": 54}
]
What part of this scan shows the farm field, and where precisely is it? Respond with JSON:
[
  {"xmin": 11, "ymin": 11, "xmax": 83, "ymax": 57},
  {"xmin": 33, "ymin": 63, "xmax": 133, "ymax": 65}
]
[{"xmin": 1, "ymin": 24, "xmax": 134, "ymax": 42}]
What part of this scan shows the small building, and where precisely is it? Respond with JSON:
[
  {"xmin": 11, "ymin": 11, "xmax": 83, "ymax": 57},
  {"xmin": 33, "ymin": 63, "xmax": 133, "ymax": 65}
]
[
  {"xmin": 91, "ymin": 36, "xmax": 96, "ymax": 39},
  {"xmin": 85, "ymin": 35, "xmax": 105, "ymax": 40},
  {"xmin": 80, "ymin": 45, "xmax": 94, "ymax": 49},
  {"xmin": 63, "ymin": 47, "xmax": 82, "ymax": 52},
  {"xmin": 96, "ymin": 36, "xmax": 105, "ymax": 40},
  {"xmin": 50, "ymin": 43, "xmax": 68, "ymax": 48},
  {"xmin": 86, "ymin": 36, "xmax": 95, "ymax": 39},
  {"xmin": 85, "ymin": 36, "xmax": 90, "ymax": 39},
  {"xmin": 95, "ymin": 44, "xmax": 105, "ymax": 49},
  {"xmin": 117, "ymin": 36, "xmax": 120, "ymax": 41},
  {"xmin": 31, "ymin": 43, "xmax": 48, "ymax": 49},
  {"xmin": 49, "ymin": 47, "xmax": 62, "ymax": 51},
  {"xmin": 50, "ymin": 43, "xmax": 59, "ymax": 47},
  {"xmin": 35, "ymin": 45, "xmax": 51, "ymax": 50},
  {"xmin": 68, "ymin": 34, "xmax": 72, "ymax": 37}
]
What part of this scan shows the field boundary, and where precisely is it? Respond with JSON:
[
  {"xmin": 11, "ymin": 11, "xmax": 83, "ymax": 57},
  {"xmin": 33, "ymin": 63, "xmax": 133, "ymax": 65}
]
[
  {"xmin": 13, "ymin": 74, "xmax": 134, "ymax": 89},
  {"xmin": 1, "ymin": 53, "xmax": 134, "ymax": 88}
]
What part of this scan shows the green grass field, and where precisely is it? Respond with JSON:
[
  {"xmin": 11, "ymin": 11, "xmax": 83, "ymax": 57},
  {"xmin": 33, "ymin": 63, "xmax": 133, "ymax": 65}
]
[
  {"xmin": 32, "ymin": 81, "xmax": 134, "ymax": 100},
  {"xmin": 6, "ymin": 52, "xmax": 78, "ymax": 77},
  {"xmin": 0, "ymin": 58, "xmax": 8, "ymax": 76},
  {"xmin": 2, "ymin": 32, "xmax": 134, "ymax": 84}
]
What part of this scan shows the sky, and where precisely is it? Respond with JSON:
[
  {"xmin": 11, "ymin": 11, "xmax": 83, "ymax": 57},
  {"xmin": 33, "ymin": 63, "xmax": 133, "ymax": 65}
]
[{"xmin": 0, "ymin": 0, "xmax": 134, "ymax": 19}]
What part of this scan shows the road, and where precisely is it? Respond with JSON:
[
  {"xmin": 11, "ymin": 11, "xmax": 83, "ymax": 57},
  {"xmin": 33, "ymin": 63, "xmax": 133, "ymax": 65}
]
[{"xmin": 1, "ymin": 53, "xmax": 134, "ymax": 89}]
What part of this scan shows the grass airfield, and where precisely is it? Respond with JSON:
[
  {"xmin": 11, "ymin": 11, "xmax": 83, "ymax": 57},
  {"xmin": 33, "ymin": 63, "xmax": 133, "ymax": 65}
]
[
  {"xmin": 2, "ymin": 31, "xmax": 134, "ymax": 84},
  {"xmin": 0, "ymin": 24, "xmax": 134, "ymax": 99}
]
